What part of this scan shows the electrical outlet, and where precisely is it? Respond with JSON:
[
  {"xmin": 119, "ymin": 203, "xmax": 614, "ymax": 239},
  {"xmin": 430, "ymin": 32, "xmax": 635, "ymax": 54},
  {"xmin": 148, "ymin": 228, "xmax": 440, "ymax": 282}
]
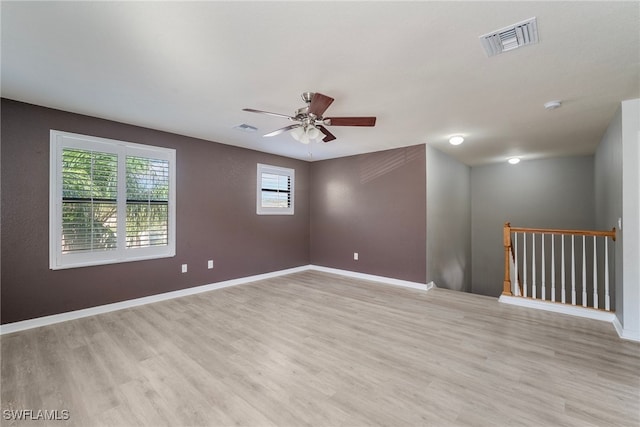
[
  {"xmin": 208, "ymin": 260, "xmax": 214, "ymax": 269},
  {"xmin": 354, "ymin": 252, "xmax": 359, "ymax": 261},
  {"xmin": 181, "ymin": 264, "xmax": 188, "ymax": 273}
]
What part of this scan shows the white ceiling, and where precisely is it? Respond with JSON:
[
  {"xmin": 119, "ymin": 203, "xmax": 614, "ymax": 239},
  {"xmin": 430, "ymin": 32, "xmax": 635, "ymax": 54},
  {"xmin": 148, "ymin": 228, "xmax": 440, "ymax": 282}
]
[{"xmin": 2, "ymin": 1, "xmax": 638, "ymax": 165}]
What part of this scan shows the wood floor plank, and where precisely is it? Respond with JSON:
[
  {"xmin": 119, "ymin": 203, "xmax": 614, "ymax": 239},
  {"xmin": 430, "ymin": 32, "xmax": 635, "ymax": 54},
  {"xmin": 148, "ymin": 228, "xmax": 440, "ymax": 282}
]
[{"xmin": 1, "ymin": 270, "xmax": 639, "ymax": 426}]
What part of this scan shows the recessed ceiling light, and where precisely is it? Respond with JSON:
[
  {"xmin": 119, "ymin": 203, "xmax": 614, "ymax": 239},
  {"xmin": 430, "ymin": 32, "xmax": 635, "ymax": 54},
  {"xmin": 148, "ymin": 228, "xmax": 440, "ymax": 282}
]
[
  {"xmin": 449, "ymin": 136, "xmax": 464, "ymax": 145},
  {"xmin": 544, "ymin": 100, "xmax": 562, "ymax": 110},
  {"xmin": 508, "ymin": 157, "xmax": 521, "ymax": 164}
]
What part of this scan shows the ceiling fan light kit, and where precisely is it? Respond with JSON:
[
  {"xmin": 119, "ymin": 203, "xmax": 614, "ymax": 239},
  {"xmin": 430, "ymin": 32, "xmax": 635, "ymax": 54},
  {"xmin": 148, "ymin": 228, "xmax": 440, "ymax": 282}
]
[
  {"xmin": 290, "ymin": 125, "xmax": 321, "ymax": 144},
  {"xmin": 243, "ymin": 92, "xmax": 376, "ymax": 144}
]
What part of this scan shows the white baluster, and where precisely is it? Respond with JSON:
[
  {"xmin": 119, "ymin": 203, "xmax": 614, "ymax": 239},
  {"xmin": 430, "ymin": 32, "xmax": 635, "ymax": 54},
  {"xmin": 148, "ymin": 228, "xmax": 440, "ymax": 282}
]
[
  {"xmin": 523, "ymin": 233, "xmax": 528, "ymax": 298},
  {"xmin": 514, "ymin": 232, "xmax": 519, "ymax": 296},
  {"xmin": 571, "ymin": 235, "xmax": 576, "ymax": 305},
  {"xmin": 561, "ymin": 235, "xmax": 566, "ymax": 304},
  {"xmin": 532, "ymin": 233, "xmax": 536, "ymax": 299},
  {"xmin": 541, "ymin": 233, "xmax": 546, "ymax": 301},
  {"xmin": 551, "ymin": 234, "xmax": 556, "ymax": 302},
  {"xmin": 593, "ymin": 235, "xmax": 598, "ymax": 309},
  {"xmin": 582, "ymin": 235, "xmax": 587, "ymax": 307},
  {"xmin": 605, "ymin": 238, "xmax": 610, "ymax": 311}
]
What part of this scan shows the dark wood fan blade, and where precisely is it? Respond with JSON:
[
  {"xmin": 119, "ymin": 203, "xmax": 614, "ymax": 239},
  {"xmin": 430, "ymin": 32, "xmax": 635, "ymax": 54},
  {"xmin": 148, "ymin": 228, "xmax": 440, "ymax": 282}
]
[
  {"xmin": 309, "ymin": 93, "xmax": 335, "ymax": 117},
  {"xmin": 243, "ymin": 108, "xmax": 294, "ymax": 120},
  {"xmin": 318, "ymin": 126, "xmax": 336, "ymax": 143},
  {"xmin": 325, "ymin": 117, "xmax": 376, "ymax": 126},
  {"xmin": 263, "ymin": 124, "xmax": 300, "ymax": 137}
]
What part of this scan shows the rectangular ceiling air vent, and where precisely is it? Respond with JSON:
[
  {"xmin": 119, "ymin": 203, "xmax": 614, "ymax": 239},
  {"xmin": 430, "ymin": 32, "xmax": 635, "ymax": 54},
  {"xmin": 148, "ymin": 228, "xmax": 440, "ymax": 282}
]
[
  {"xmin": 479, "ymin": 17, "xmax": 538, "ymax": 57},
  {"xmin": 233, "ymin": 123, "xmax": 258, "ymax": 132}
]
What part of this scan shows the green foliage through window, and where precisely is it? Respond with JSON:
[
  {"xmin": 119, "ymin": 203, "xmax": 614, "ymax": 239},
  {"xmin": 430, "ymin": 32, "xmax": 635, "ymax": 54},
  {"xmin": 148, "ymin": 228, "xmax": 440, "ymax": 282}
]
[
  {"xmin": 61, "ymin": 149, "xmax": 170, "ymax": 254},
  {"xmin": 126, "ymin": 156, "xmax": 169, "ymax": 248},
  {"xmin": 62, "ymin": 149, "xmax": 118, "ymax": 253}
]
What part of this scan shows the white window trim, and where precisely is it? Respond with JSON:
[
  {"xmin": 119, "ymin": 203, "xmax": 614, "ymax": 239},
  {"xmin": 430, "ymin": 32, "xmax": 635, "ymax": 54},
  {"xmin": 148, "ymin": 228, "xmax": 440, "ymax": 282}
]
[
  {"xmin": 49, "ymin": 130, "xmax": 176, "ymax": 270},
  {"xmin": 256, "ymin": 163, "xmax": 295, "ymax": 215}
]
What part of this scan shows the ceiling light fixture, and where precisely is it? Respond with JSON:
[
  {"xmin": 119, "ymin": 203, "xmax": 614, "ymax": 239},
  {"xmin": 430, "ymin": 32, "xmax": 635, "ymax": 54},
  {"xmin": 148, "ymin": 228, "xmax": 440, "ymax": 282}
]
[
  {"xmin": 544, "ymin": 100, "xmax": 562, "ymax": 110},
  {"xmin": 508, "ymin": 157, "xmax": 521, "ymax": 164},
  {"xmin": 449, "ymin": 136, "xmax": 464, "ymax": 145},
  {"xmin": 291, "ymin": 125, "xmax": 321, "ymax": 145}
]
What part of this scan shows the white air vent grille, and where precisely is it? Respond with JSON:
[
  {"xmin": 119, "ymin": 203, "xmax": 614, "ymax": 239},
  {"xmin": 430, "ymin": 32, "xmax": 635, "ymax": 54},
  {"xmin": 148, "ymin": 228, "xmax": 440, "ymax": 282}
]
[
  {"xmin": 233, "ymin": 123, "xmax": 258, "ymax": 132},
  {"xmin": 480, "ymin": 17, "xmax": 538, "ymax": 57}
]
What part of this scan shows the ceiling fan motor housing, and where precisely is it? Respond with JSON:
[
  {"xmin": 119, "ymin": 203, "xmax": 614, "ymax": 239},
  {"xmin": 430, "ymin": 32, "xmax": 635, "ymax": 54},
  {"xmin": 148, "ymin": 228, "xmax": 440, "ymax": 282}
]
[{"xmin": 301, "ymin": 92, "xmax": 315, "ymax": 104}]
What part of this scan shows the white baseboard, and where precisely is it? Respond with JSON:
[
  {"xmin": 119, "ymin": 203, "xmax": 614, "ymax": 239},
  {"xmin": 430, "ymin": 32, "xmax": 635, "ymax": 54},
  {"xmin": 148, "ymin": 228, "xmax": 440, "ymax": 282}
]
[
  {"xmin": 612, "ymin": 316, "xmax": 640, "ymax": 342},
  {"xmin": 613, "ymin": 316, "xmax": 624, "ymax": 337},
  {"xmin": 499, "ymin": 294, "xmax": 620, "ymax": 322},
  {"xmin": 0, "ymin": 265, "xmax": 310, "ymax": 335},
  {"xmin": 500, "ymin": 295, "xmax": 640, "ymax": 341},
  {"xmin": 308, "ymin": 265, "xmax": 432, "ymax": 291},
  {"xmin": 501, "ymin": 295, "xmax": 640, "ymax": 341},
  {"xmin": 5, "ymin": 265, "xmax": 634, "ymax": 340},
  {"xmin": 0, "ymin": 265, "xmax": 431, "ymax": 335}
]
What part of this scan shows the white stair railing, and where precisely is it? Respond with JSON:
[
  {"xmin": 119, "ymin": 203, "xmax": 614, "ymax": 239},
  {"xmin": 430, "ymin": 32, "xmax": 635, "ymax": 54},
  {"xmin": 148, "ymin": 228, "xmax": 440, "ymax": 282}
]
[{"xmin": 503, "ymin": 223, "xmax": 616, "ymax": 311}]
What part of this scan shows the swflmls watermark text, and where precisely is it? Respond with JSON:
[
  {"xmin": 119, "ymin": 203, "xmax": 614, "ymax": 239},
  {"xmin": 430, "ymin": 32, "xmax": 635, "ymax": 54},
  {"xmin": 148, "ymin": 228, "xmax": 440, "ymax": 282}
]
[{"xmin": 3, "ymin": 409, "xmax": 70, "ymax": 421}]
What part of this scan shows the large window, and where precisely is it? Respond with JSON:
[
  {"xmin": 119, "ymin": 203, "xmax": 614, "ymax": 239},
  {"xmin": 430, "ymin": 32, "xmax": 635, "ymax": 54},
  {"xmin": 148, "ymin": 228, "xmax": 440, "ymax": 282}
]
[
  {"xmin": 256, "ymin": 164, "xmax": 294, "ymax": 215},
  {"xmin": 50, "ymin": 130, "xmax": 176, "ymax": 269}
]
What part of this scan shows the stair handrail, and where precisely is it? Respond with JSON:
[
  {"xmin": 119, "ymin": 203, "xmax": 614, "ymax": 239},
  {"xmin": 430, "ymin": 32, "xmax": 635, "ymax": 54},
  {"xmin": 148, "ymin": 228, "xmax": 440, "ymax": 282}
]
[{"xmin": 503, "ymin": 222, "xmax": 616, "ymax": 297}]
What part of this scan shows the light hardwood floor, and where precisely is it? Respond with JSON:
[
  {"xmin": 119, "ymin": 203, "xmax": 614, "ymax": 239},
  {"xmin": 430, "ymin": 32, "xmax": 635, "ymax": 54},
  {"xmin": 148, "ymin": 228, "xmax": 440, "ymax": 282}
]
[{"xmin": 1, "ymin": 271, "xmax": 639, "ymax": 426}]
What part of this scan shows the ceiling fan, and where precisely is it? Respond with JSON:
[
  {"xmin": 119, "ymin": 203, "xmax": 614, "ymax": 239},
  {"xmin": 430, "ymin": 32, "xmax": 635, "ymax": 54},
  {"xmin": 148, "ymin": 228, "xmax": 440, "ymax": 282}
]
[{"xmin": 243, "ymin": 92, "xmax": 376, "ymax": 144}]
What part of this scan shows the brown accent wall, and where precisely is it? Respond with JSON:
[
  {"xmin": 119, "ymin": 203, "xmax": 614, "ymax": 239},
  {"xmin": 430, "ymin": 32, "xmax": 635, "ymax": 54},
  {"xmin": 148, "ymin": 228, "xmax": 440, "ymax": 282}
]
[
  {"xmin": 1, "ymin": 99, "xmax": 310, "ymax": 324},
  {"xmin": 309, "ymin": 145, "xmax": 427, "ymax": 283}
]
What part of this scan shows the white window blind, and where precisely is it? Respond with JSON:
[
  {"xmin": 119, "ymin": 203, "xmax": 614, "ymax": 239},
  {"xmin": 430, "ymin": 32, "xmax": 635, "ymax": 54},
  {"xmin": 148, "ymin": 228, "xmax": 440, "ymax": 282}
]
[
  {"xmin": 61, "ymin": 148, "xmax": 118, "ymax": 254},
  {"xmin": 50, "ymin": 130, "xmax": 176, "ymax": 269},
  {"xmin": 125, "ymin": 156, "xmax": 170, "ymax": 248},
  {"xmin": 256, "ymin": 164, "xmax": 294, "ymax": 215}
]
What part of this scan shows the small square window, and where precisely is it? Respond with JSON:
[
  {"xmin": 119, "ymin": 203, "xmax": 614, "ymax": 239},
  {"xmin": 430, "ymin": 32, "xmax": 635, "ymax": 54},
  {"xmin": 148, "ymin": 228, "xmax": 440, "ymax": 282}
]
[{"xmin": 257, "ymin": 164, "xmax": 294, "ymax": 215}]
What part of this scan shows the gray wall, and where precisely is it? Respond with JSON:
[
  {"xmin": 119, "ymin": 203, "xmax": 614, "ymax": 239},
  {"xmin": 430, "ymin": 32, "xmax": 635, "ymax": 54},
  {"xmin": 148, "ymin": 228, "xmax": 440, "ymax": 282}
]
[
  {"xmin": 594, "ymin": 105, "xmax": 623, "ymax": 322},
  {"xmin": 620, "ymin": 99, "xmax": 640, "ymax": 335},
  {"xmin": 471, "ymin": 156, "xmax": 595, "ymax": 297},
  {"xmin": 426, "ymin": 145, "xmax": 471, "ymax": 292},
  {"xmin": 1, "ymin": 99, "xmax": 310, "ymax": 324},
  {"xmin": 310, "ymin": 145, "xmax": 427, "ymax": 283}
]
